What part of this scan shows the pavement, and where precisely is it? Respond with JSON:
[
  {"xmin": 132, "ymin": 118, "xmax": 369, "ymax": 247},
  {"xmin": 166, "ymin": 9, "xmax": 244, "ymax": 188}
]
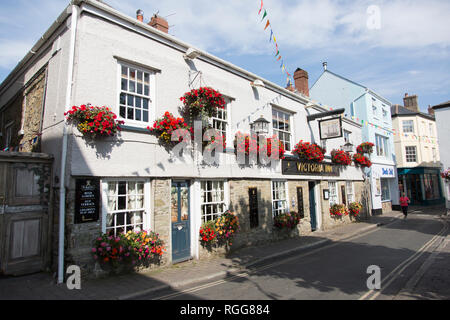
[{"xmin": 0, "ymin": 206, "xmax": 446, "ymax": 300}]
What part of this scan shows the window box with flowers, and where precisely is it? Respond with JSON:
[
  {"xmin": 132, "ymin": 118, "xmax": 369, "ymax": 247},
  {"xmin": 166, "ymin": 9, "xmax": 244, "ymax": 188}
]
[
  {"xmin": 65, "ymin": 104, "xmax": 125, "ymax": 139},
  {"xmin": 273, "ymin": 212, "xmax": 301, "ymax": 230},
  {"xmin": 356, "ymin": 142, "xmax": 375, "ymax": 155},
  {"xmin": 331, "ymin": 149, "xmax": 352, "ymax": 166},
  {"xmin": 293, "ymin": 140, "xmax": 326, "ymax": 163},
  {"xmin": 233, "ymin": 132, "xmax": 285, "ymax": 162},
  {"xmin": 353, "ymin": 153, "xmax": 372, "ymax": 168},
  {"xmin": 330, "ymin": 204, "xmax": 349, "ymax": 217}
]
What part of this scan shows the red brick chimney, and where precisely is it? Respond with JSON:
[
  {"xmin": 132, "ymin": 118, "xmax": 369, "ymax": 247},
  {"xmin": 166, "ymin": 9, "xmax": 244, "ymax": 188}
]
[
  {"xmin": 136, "ymin": 9, "xmax": 144, "ymax": 22},
  {"xmin": 294, "ymin": 68, "xmax": 309, "ymax": 97},
  {"xmin": 403, "ymin": 93, "xmax": 419, "ymax": 112},
  {"xmin": 149, "ymin": 14, "xmax": 169, "ymax": 33}
]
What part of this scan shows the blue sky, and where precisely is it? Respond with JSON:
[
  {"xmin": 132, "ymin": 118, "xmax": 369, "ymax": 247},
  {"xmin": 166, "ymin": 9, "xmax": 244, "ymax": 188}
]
[{"xmin": 1, "ymin": 0, "xmax": 449, "ymax": 110}]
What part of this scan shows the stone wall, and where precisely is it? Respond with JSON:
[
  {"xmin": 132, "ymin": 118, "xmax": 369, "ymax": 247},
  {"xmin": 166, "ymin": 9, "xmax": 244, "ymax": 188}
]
[
  {"xmin": 151, "ymin": 178, "xmax": 171, "ymax": 266},
  {"xmin": 20, "ymin": 70, "xmax": 47, "ymax": 152}
]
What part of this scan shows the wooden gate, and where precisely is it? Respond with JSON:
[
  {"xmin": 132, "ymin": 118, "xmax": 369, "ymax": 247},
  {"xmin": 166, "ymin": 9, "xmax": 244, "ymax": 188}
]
[{"xmin": 0, "ymin": 152, "xmax": 53, "ymax": 276}]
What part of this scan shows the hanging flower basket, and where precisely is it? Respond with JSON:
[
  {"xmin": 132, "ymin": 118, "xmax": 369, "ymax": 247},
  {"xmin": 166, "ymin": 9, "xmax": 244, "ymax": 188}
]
[
  {"xmin": 356, "ymin": 142, "xmax": 375, "ymax": 155},
  {"xmin": 330, "ymin": 204, "xmax": 349, "ymax": 217},
  {"xmin": 293, "ymin": 140, "xmax": 325, "ymax": 163},
  {"xmin": 233, "ymin": 132, "xmax": 258, "ymax": 156},
  {"xmin": 353, "ymin": 153, "xmax": 372, "ymax": 168},
  {"xmin": 331, "ymin": 149, "xmax": 352, "ymax": 166},
  {"xmin": 233, "ymin": 132, "xmax": 285, "ymax": 160},
  {"xmin": 441, "ymin": 169, "xmax": 450, "ymax": 181},
  {"xmin": 65, "ymin": 105, "xmax": 124, "ymax": 139},
  {"xmin": 180, "ymin": 87, "xmax": 226, "ymax": 122},
  {"xmin": 148, "ymin": 111, "xmax": 192, "ymax": 147},
  {"xmin": 273, "ymin": 212, "xmax": 301, "ymax": 230},
  {"xmin": 348, "ymin": 202, "xmax": 363, "ymax": 216}
]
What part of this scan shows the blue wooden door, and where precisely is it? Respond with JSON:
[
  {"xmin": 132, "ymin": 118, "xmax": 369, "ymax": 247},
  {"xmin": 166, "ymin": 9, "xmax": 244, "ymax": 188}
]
[
  {"xmin": 308, "ymin": 181, "xmax": 317, "ymax": 231},
  {"xmin": 171, "ymin": 181, "xmax": 191, "ymax": 263}
]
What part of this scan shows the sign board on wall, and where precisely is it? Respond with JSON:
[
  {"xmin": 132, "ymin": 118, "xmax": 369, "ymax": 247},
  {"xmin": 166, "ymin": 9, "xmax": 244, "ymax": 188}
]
[
  {"xmin": 75, "ymin": 178, "xmax": 100, "ymax": 224},
  {"xmin": 318, "ymin": 117, "xmax": 343, "ymax": 140},
  {"xmin": 282, "ymin": 159, "xmax": 340, "ymax": 176}
]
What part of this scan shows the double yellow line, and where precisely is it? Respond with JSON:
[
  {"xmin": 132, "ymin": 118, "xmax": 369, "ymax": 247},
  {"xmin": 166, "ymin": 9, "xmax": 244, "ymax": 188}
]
[{"xmin": 359, "ymin": 219, "xmax": 448, "ymax": 300}]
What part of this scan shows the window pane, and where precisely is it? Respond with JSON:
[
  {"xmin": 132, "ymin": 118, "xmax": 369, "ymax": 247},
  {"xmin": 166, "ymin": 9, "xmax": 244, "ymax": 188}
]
[
  {"xmin": 127, "ymin": 108, "xmax": 134, "ymax": 120},
  {"xmin": 121, "ymin": 78, "xmax": 127, "ymax": 91},
  {"xmin": 143, "ymin": 99, "xmax": 149, "ymax": 110}
]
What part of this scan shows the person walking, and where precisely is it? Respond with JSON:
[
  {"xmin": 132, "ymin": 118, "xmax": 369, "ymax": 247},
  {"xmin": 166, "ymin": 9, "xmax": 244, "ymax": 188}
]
[{"xmin": 400, "ymin": 193, "xmax": 410, "ymax": 219}]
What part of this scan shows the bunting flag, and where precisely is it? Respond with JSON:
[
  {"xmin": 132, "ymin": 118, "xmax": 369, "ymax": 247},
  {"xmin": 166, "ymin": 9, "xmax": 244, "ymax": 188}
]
[{"xmin": 257, "ymin": 2, "xmax": 293, "ymax": 87}]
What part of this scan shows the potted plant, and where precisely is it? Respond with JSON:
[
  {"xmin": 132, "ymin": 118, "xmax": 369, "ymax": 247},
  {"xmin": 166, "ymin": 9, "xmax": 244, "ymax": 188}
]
[
  {"xmin": 330, "ymin": 204, "xmax": 349, "ymax": 217},
  {"xmin": 356, "ymin": 142, "xmax": 375, "ymax": 155},
  {"xmin": 91, "ymin": 233, "xmax": 133, "ymax": 273},
  {"xmin": 331, "ymin": 149, "xmax": 352, "ymax": 166},
  {"xmin": 353, "ymin": 153, "xmax": 372, "ymax": 168},
  {"xmin": 293, "ymin": 140, "xmax": 325, "ymax": 163},
  {"xmin": 273, "ymin": 212, "xmax": 301, "ymax": 230},
  {"xmin": 65, "ymin": 104, "xmax": 125, "ymax": 139},
  {"xmin": 441, "ymin": 169, "xmax": 450, "ymax": 182},
  {"xmin": 348, "ymin": 202, "xmax": 363, "ymax": 216},
  {"xmin": 215, "ymin": 211, "xmax": 240, "ymax": 247},
  {"xmin": 148, "ymin": 111, "xmax": 192, "ymax": 147},
  {"xmin": 199, "ymin": 220, "xmax": 218, "ymax": 248},
  {"xmin": 180, "ymin": 87, "xmax": 226, "ymax": 123}
]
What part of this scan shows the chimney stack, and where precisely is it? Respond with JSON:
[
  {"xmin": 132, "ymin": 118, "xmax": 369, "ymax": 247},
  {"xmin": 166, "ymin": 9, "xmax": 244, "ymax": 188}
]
[
  {"xmin": 149, "ymin": 14, "xmax": 169, "ymax": 33},
  {"xmin": 428, "ymin": 105, "xmax": 435, "ymax": 116},
  {"xmin": 293, "ymin": 68, "xmax": 309, "ymax": 97},
  {"xmin": 136, "ymin": 9, "xmax": 144, "ymax": 22},
  {"xmin": 403, "ymin": 93, "xmax": 419, "ymax": 112}
]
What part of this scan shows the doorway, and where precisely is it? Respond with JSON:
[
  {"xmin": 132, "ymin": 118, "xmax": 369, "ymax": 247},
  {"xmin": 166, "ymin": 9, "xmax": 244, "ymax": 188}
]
[
  {"xmin": 171, "ymin": 181, "xmax": 191, "ymax": 263},
  {"xmin": 308, "ymin": 181, "xmax": 317, "ymax": 231}
]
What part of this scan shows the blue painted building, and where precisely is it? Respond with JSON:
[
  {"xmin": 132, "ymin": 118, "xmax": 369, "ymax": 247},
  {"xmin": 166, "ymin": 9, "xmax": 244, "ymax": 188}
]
[{"xmin": 310, "ymin": 65, "xmax": 400, "ymax": 215}]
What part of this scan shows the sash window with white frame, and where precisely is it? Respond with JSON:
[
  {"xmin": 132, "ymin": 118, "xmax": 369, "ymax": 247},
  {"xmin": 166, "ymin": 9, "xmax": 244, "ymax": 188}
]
[
  {"xmin": 210, "ymin": 99, "xmax": 228, "ymax": 139},
  {"xmin": 346, "ymin": 181, "xmax": 354, "ymax": 203},
  {"xmin": 103, "ymin": 180, "xmax": 149, "ymax": 236},
  {"xmin": 119, "ymin": 63, "xmax": 154, "ymax": 125},
  {"xmin": 329, "ymin": 181, "xmax": 338, "ymax": 205},
  {"xmin": 272, "ymin": 108, "xmax": 292, "ymax": 151},
  {"xmin": 201, "ymin": 180, "xmax": 226, "ymax": 223},
  {"xmin": 272, "ymin": 181, "xmax": 288, "ymax": 216}
]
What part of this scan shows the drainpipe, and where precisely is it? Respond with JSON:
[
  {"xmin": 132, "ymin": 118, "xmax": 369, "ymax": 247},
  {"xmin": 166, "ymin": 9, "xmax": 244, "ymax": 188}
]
[{"xmin": 58, "ymin": 4, "xmax": 79, "ymax": 284}]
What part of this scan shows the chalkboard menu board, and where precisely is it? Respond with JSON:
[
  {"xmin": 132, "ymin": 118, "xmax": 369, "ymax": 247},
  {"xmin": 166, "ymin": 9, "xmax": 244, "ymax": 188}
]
[
  {"xmin": 249, "ymin": 188, "xmax": 259, "ymax": 229},
  {"xmin": 75, "ymin": 178, "xmax": 100, "ymax": 224}
]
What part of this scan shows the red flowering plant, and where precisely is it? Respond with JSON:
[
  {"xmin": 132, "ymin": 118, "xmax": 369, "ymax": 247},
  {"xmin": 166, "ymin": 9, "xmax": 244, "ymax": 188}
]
[
  {"xmin": 356, "ymin": 142, "xmax": 375, "ymax": 155},
  {"xmin": 199, "ymin": 220, "xmax": 218, "ymax": 248},
  {"xmin": 180, "ymin": 87, "xmax": 226, "ymax": 123},
  {"xmin": 148, "ymin": 112, "xmax": 192, "ymax": 147},
  {"xmin": 259, "ymin": 136, "xmax": 286, "ymax": 160},
  {"xmin": 330, "ymin": 204, "xmax": 349, "ymax": 217},
  {"xmin": 293, "ymin": 140, "xmax": 326, "ymax": 163},
  {"xmin": 91, "ymin": 233, "xmax": 133, "ymax": 269},
  {"xmin": 441, "ymin": 169, "xmax": 450, "ymax": 181},
  {"xmin": 353, "ymin": 153, "xmax": 372, "ymax": 168},
  {"xmin": 233, "ymin": 132, "xmax": 258, "ymax": 156},
  {"xmin": 331, "ymin": 149, "xmax": 352, "ymax": 166},
  {"xmin": 348, "ymin": 202, "xmax": 363, "ymax": 216},
  {"xmin": 202, "ymin": 127, "xmax": 227, "ymax": 152},
  {"xmin": 65, "ymin": 104, "xmax": 124, "ymax": 139},
  {"xmin": 125, "ymin": 230, "xmax": 165, "ymax": 266},
  {"xmin": 273, "ymin": 212, "xmax": 301, "ymax": 230}
]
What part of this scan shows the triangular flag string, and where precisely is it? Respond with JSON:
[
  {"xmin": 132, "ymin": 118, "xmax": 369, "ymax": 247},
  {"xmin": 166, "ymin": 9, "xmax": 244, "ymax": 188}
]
[{"xmin": 257, "ymin": 3, "xmax": 293, "ymax": 87}]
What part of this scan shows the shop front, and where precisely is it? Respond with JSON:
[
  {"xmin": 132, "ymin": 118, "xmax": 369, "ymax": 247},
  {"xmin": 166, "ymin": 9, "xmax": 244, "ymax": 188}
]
[
  {"xmin": 370, "ymin": 164, "xmax": 400, "ymax": 214},
  {"xmin": 398, "ymin": 167, "xmax": 444, "ymax": 205}
]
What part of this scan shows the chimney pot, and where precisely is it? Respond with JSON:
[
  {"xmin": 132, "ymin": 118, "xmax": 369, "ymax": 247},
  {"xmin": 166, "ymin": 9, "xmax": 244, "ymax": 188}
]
[
  {"xmin": 323, "ymin": 62, "xmax": 327, "ymax": 71},
  {"xmin": 149, "ymin": 14, "xmax": 169, "ymax": 33},
  {"xmin": 293, "ymin": 68, "xmax": 309, "ymax": 97}
]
